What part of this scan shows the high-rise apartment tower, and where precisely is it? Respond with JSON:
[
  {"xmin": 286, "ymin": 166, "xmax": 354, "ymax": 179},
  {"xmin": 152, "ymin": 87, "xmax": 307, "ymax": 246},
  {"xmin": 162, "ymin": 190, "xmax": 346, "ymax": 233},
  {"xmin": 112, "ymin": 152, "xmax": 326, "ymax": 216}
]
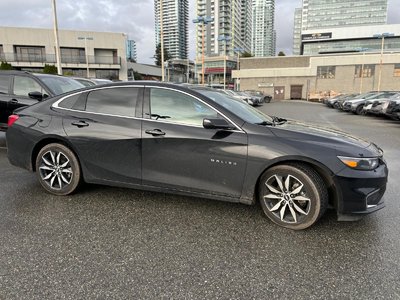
[
  {"xmin": 155, "ymin": 0, "xmax": 189, "ymax": 59},
  {"xmin": 252, "ymin": 0, "xmax": 275, "ymax": 57},
  {"xmin": 195, "ymin": 0, "xmax": 252, "ymax": 58}
]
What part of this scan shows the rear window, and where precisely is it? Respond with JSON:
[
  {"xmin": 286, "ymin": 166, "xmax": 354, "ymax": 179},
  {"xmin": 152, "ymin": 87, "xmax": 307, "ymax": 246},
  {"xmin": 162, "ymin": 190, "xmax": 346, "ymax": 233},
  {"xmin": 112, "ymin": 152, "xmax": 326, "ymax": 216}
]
[
  {"xmin": 0, "ymin": 75, "xmax": 10, "ymax": 94},
  {"xmin": 85, "ymin": 87, "xmax": 139, "ymax": 117}
]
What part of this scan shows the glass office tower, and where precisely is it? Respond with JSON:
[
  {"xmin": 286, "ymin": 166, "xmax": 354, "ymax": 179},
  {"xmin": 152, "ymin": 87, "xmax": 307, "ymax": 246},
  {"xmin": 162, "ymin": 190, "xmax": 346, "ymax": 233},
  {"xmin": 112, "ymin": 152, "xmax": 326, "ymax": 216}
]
[{"xmin": 301, "ymin": 0, "xmax": 388, "ymax": 30}]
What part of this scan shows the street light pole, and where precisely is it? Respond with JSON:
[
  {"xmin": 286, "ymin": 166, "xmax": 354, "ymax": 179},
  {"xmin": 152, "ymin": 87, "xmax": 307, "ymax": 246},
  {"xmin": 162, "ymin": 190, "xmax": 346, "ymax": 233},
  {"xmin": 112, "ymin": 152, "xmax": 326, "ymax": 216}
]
[
  {"xmin": 160, "ymin": 0, "xmax": 165, "ymax": 82},
  {"xmin": 218, "ymin": 35, "xmax": 231, "ymax": 90},
  {"xmin": 374, "ymin": 32, "xmax": 394, "ymax": 92},
  {"xmin": 187, "ymin": 58, "xmax": 190, "ymax": 83},
  {"xmin": 234, "ymin": 47, "xmax": 244, "ymax": 91},
  {"xmin": 51, "ymin": 0, "xmax": 62, "ymax": 75},
  {"xmin": 202, "ymin": 22, "xmax": 205, "ymax": 85},
  {"xmin": 356, "ymin": 48, "xmax": 369, "ymax": 94},
  {"xmin": 78, "ymin": 37, "xmax": 93, "ymax": 78}
]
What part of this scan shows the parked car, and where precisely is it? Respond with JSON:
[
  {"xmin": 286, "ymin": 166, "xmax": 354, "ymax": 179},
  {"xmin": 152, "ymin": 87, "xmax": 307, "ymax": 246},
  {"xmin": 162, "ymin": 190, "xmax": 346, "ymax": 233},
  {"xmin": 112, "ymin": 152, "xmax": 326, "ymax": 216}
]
[
  {"xmin": 219, "ymin": 89, "xmax": 252, "ymax": 105},
  {"xmin": 363, "ymin": 93, "xmax": 400, "ymax": 115},
  {"xmin": 335, "ymin": 94, "xmax": 361, "ymax": 110},
  {"xmin": 6, "ymin": 82, "xmax": 388, "ymax": 230},
  {"xmin": 385, "ymin": 94, "xmax": 400, "ymax": 120},
  {"xmin": 0, "ymin": 71, "xmax": 85, "ymax": 130},
  {"xmin": 245, "ymin": 90, "xmax": 272, "ymax": 103},
  {"xmin": 327, "ymin": 94, "xmax": 357, "ymax": 109},
  {"xmin": 342, "ymin": 91, "xmax": 397, "ymax": 114},
  {"xmin": 237, "ymin": 91, "xmax": 263, "ymax": 106}
]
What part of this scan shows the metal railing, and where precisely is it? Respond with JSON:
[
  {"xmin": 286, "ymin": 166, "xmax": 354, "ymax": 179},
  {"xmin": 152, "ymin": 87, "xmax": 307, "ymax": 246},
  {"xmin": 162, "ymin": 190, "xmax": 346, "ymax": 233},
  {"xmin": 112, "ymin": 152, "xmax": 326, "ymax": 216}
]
[{"xmin": 0, "ymin": 53, "xmax": 121, "ymax": 65}]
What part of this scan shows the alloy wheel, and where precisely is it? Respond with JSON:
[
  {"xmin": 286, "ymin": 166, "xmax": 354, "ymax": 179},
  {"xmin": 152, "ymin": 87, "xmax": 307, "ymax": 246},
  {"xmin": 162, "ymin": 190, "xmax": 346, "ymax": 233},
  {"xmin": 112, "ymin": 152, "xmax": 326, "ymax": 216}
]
[
  {"xmin": 263, "ymin": 174, "xmax": 311, "ymax": 224},
  {"xmin": 39, "ymin": 150, "xmax": 73, "ymax": 190}
]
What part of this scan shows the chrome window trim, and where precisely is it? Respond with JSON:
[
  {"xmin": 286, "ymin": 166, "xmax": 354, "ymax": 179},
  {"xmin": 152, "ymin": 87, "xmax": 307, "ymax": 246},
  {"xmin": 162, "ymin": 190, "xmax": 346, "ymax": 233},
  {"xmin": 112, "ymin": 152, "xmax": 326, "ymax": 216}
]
[
  {"xmin": 51, "ymin": 85, "xmax": 144, "ymax": 120},
  {"xmin": 51, "ymin": 84, "xmax": 245, "ymax": 132}
]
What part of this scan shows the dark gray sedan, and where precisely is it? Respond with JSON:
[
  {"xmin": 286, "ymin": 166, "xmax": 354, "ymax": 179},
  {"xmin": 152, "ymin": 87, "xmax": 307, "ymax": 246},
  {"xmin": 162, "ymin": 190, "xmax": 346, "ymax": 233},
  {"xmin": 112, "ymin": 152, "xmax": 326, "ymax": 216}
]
[{"xmin": 6, "ymin": 82, "xmax": 388, "ymax": 230}]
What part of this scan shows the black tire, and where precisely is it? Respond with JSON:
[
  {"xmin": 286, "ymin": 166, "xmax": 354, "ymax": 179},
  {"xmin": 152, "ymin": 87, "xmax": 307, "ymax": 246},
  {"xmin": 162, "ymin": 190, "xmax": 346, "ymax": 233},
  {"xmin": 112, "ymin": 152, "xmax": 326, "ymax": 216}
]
[
  {"xmin": 355, "ymin": 105, "xmax": 364, "ymax": 115},
  {"xmin": 36, "ymin": 143, "xmax": 81, "ymax": 195},
  {"xmin": 333, "ymin": 102, "xmax": 340, "ymax": 109},
  {"xmin": 259, "ymin": 163, "xmax": 328, "ymax": 230}
]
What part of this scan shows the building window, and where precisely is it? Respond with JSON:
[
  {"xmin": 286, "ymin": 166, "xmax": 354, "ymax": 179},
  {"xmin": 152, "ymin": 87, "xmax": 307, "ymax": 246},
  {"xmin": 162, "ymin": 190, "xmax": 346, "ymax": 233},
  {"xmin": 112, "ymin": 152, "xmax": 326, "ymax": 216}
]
[
  {"xmin": 14, "ymin": 46, "xmax": 45, "ymax": 62},
  {"xmin": 0, "ymin": 45, "xmax": 4, "ymax": 60},
  {"xmin": 394, "ymin": 64, "xmax": 400, "ymax": 77},
  {"xmin": 355, "ymin": 65, "xmax": 375, "ymax": 78},
  {"xmin": 61, "ymin": 48, "xmax": 86, "ymax": 64},
  {"xmin": 317, "ymin": 66, "xmax": 335, "ymax": 79}
]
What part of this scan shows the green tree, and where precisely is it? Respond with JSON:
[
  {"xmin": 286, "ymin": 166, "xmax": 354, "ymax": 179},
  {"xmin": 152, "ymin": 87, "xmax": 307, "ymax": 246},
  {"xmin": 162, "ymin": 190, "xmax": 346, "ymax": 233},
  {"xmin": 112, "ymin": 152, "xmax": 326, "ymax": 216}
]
[
  {"xmin": 278, "ymin": 51, "xmax": 286, "ymax": 56},
  {"xmin": 0, "ymin": 61, "xmax": 13, "ymax": 70},
  {"xmin": 133, "ymin": 71, "xmax": 143, "ymax": 80},
  {"xmin": 155, "ymin": 43, "xmax": 172, "ymax": 66},
  {"xmin": 43, "ymin": 64, "xmax": 58, "ymax": 74},
  {"xmin": 241, "ymin": 52, "xmax": 253, "ymax": 58}
]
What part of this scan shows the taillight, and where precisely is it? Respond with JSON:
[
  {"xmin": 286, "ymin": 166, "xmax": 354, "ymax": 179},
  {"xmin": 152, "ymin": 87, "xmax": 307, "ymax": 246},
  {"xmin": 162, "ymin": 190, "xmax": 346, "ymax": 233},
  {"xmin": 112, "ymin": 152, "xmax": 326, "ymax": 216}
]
[{"xmin": 8, "ymin": 115, "xmax": 19, "ymax": 127}]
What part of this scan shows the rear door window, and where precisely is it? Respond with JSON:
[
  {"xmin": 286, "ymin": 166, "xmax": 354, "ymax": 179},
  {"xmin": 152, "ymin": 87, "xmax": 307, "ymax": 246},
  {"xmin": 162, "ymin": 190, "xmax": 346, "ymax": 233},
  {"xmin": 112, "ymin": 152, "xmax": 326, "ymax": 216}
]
[
  {"xmin": 0, "ymin": 75, "xmax": 10, "ymax": 94},
  {"xmin": 13, "ymin": 76, "xmax": 45, "ymax": 97},
  {"xmin": 85, "ymin": 87, "xmax": 140, "ymax": 117}
]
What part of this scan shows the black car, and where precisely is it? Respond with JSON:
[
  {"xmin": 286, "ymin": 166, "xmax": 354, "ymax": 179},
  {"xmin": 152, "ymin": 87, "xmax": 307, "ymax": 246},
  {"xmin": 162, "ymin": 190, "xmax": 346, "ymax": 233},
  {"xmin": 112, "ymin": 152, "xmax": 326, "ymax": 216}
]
[
  {"xmin": 0, "ymin": 71, "xmax": 84, "ymax": 130},
  {"xmin": 6, "ymin": 82, "xmax": 388, "ymax": 230}
]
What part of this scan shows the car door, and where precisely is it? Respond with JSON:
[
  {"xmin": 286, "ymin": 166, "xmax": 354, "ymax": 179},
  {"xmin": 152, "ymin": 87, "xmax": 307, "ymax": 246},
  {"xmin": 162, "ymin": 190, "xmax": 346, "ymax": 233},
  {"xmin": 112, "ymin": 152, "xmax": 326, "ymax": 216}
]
[
  {"xmin": 60, "ymin": 86, "xmax": 143, "ymax": 185},
  {"xmin": 141, "ymin": 86, "xmax": 248, "ymax": 198},
  {"xmin": 9, "ymin": 75, "xmax": 49, "ymax": 113},
  {"xmin": 0, "ymin": 74, "xmax": 11, "ymax": 125}
]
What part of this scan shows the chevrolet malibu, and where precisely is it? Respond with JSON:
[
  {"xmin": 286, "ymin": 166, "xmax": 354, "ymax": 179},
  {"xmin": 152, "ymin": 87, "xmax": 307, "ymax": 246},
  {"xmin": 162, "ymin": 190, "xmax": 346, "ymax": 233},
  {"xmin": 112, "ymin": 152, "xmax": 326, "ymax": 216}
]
[{"xmin": 6, "ymin": 82, "xmax": 388, "ymax": 230}]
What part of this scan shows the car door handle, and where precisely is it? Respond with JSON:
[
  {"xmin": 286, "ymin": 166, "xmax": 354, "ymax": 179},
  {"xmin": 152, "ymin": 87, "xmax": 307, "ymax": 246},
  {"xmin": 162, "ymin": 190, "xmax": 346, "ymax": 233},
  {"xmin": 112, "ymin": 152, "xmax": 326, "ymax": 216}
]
[
  {"xmin": 10, "ymin": 99, "xmax": 18, "ymax": 104},
  {"xmin": 145, "ymin": 129, "xmax": 166, "ymax": 136},
  {"xmin": 71, "ymin": 121, "xmax": 89, "ymax": 128}
]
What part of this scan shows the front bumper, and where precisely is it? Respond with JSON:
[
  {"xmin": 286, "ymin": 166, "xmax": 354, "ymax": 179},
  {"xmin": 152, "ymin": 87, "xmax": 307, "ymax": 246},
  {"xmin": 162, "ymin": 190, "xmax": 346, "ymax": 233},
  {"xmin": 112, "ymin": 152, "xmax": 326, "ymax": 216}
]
[{"xmin": 333, "ymin": 163, "xmax": 388, "ymax": 219}]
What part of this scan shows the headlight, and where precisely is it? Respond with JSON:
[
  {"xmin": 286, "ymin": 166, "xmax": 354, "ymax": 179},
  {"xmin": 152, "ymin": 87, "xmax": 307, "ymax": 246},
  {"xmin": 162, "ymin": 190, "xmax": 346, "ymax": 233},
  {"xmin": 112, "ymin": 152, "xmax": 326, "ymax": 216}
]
[{"xmin": 338, "ymin": 156, "xmax": 380, "ymax": 171}]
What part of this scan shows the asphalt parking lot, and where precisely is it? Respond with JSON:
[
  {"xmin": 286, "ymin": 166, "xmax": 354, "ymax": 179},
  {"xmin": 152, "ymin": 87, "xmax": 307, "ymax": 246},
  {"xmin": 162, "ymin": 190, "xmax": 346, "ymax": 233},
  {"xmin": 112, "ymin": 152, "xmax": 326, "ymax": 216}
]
[{"xmin": 0, "ymin": 101, "xmax": 399, "ymax": 299}]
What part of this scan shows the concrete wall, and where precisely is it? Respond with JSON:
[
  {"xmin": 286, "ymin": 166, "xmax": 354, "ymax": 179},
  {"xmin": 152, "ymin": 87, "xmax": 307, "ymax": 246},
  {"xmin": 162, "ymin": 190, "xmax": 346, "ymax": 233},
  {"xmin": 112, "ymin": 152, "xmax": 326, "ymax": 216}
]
[{"xmin": 233, "ymin": 53, "xmax": 400, "ymax": 99}]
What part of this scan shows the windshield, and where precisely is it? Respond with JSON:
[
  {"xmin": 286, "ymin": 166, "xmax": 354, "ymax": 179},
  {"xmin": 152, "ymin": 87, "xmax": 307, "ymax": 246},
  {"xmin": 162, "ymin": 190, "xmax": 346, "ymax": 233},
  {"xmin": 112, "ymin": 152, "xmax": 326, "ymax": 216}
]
[
  {"xmin": 37, "ymin": 75, "xmax": 85, "ymax": 95},
  {"xmin": 195, "ymin": 89, "xmax": 273, "ymax": 124}
]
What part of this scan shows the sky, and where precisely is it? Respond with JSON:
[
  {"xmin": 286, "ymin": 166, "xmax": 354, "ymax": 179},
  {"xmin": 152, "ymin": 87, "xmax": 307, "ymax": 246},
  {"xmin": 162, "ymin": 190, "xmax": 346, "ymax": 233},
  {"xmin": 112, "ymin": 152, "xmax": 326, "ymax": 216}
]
[{"xmin": 0, "ymin": 0, "xmax": 399, "ymax": 64}]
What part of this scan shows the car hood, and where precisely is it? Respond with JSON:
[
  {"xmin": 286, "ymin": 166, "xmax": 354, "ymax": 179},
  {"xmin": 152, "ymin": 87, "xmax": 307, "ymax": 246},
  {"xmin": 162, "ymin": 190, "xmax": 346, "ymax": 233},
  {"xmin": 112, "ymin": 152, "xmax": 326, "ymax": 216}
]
[{"xmin": 270, "ymin": 120, "xmax": 372, "ymax": 150}]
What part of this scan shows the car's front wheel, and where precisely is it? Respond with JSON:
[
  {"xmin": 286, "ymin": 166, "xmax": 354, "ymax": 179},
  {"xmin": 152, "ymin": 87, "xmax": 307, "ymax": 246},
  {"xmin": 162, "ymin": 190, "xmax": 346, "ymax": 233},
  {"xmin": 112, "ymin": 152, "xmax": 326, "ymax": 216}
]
[
  {"xmin": 259, "ymin": 163, "xmax": 328, "ymax": 230},
  {"xmin": 36, "ymin": 143, "xmax": 81, "ymax": 195}
]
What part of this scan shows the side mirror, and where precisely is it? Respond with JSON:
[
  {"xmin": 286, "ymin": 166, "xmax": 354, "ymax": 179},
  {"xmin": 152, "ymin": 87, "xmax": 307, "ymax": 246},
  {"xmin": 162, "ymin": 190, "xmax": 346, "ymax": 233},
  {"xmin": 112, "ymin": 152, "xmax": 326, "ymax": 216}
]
[
  {"xmin": 28, "ymin": 91, "xmax": 45, "ymax": 101},
  {"xmin": 203, "ymin": 118, "xmax": 234, "ymax": 130}
]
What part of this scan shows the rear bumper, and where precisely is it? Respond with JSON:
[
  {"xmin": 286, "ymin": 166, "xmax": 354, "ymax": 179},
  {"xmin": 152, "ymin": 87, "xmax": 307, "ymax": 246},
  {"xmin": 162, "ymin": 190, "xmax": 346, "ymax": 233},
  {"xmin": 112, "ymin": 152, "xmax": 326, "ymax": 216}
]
[{"xmin": 333, "ymin": 163, "xmax": 388, "ymax": 219}]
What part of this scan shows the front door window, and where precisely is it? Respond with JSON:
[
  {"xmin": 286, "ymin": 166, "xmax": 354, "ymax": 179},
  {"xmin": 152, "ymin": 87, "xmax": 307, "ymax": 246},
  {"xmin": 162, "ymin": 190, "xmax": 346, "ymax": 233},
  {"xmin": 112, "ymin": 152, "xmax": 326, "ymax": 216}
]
[{"xmin": 149, "ymin": 88, "xmax": 218, "ymax": 126}]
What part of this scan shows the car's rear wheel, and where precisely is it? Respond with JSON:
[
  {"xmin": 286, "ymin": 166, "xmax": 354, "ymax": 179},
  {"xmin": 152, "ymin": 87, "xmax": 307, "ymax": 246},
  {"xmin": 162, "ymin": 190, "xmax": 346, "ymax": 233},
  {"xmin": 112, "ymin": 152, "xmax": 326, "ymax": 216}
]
[
  {"xmin": 259, "ymin": 163, "xmax": 328, "ymax": 230},
  {"xmin": 36, "ymin": 143, "xmax": 81, "ymax": 195}
]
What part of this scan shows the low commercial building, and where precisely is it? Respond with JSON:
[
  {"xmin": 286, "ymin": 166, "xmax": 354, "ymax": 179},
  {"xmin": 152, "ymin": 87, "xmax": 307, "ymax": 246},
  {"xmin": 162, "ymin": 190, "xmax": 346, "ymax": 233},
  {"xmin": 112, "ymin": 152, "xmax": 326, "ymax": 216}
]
[
  {"xmin": 0, "ymin": 26, "xmax": 127, "ymax": 80},
  {"xmin": 300, "ymin": 24, "xmax": 400, "ymax": 55},
  {"xmin": 232, "ymin": 52, "xmax": 400, "ymax": 100},
  {"xmin": 194, "ymin": 56, "xmax": 238, "ymax": 87},
  {"xmin": 127, "ymin": 62, "xmax": 161, "ymax": 81}
]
